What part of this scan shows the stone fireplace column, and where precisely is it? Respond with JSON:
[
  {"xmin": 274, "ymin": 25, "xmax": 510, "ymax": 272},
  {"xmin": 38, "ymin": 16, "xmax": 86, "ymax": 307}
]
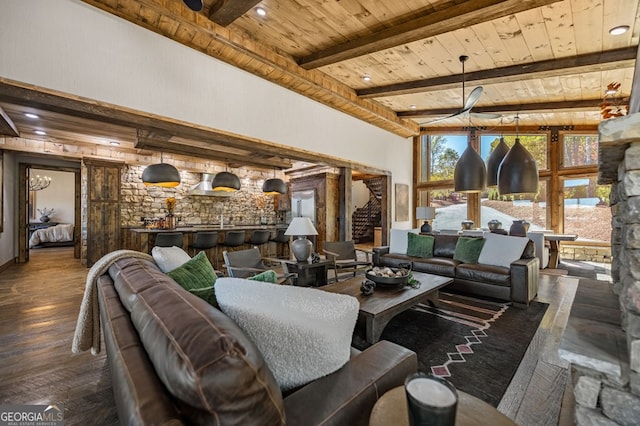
[{"xmin": 560, "ymin": 113, "xmax": 640, "ymax": 425}]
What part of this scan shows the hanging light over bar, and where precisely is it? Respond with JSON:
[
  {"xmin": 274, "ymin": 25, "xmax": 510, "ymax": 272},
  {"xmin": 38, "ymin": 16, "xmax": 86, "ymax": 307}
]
[
  {"xmin": 212, "ymin": 171, "xmax": 241, "ymax": 192},
  {"xmin": 142, "ymin": 152, "xmax": 180, "ymax": 188}
]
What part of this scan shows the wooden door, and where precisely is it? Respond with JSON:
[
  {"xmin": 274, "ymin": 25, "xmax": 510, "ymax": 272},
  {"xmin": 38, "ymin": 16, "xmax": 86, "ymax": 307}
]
[{"xmin": 85, "ymin": 159, "xmax": 122, "ymax": 266}]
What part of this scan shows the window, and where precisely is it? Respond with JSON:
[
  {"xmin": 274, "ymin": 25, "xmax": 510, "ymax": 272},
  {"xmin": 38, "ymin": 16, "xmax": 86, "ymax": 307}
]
[
  {"xmin": 418, "ymin": 188, "xmax": 469, "ymax": 230},
  {"xmin": 562, "ymin": 135, "xmax": 599, "ymax": 168},
  {"xmin": 481, "ymin": 180, "xmax": 548, "ymax": 230},
  {"xmin": 480, "ymin": 133, "xmax": 548, "ymax": 171},
  {"xmin": 563, "ymin": 177, "xmax": 611, "ymax": 242},
  {"xmin": 419, "ymin": 134, "xmax": 467, "ymax": 182}
]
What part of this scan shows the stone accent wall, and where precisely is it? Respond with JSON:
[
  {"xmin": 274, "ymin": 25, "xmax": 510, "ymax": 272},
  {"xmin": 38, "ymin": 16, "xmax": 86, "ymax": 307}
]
[
  {"xmin": 121, "ymin": 165, "xmax": 278, "ymax": 227},
  {"xmin": 564, "ymin": 113, "xmax": 640, "ymax": 425},
  {"xmin": 559, "ymin": 245, "xmax": 612, "ymax": 263}
]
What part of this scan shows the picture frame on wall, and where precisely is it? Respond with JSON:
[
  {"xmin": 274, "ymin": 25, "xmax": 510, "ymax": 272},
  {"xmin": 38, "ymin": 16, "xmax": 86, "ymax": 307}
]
[{"xmin": 395, "ymin": 183, "xmax": 408, "ymax": 222}]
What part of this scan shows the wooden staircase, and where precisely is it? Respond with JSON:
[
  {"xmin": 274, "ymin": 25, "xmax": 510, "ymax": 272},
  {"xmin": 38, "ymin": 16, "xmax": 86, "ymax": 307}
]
[{"xmin": 352, "ymin": 177, "xmax": 384, "ymax": 243}]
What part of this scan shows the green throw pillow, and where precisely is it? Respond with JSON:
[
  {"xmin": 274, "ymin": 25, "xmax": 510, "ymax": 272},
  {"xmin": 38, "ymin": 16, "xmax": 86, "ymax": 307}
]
[
  {"xmin": 166, "ymin": 251, "xmax": 218, "ymax": 307},
  {"xmin": 453, "ymin": 237, "xmax": 485, "ymax": 264},
  {"xmin": 407, "ymin": 233, "xmax": 434, "ymax": 258},
  {"xmin": 248, "ymin": 270, "xmax": 278, "ymax": 283}
]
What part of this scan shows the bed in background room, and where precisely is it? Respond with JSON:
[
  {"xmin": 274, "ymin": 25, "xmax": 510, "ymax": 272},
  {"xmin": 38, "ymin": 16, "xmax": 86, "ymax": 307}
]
[{"xmin": 29, "ymin": 223, "xmax": 74, "ymax": 248}]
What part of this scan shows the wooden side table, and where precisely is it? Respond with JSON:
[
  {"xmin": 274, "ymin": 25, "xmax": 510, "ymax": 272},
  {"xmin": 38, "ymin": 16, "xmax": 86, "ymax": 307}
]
[
  {"xmin": 369, "ymin": 386, "xmax": 515, "ymax": 426},
  {"xmin": 285, "ymin": 260, "xmax": 330, "ymax": 287}
]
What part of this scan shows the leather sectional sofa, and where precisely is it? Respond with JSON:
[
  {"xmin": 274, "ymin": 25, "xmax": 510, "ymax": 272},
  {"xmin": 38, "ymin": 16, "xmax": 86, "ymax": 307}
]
[
  {"xmin": 373, "ymin": 231, "xmax": 539, "ymax": 307},
  {"xmin": 97, "ymin": 255, "xmax": 417, "ymax": 425}
]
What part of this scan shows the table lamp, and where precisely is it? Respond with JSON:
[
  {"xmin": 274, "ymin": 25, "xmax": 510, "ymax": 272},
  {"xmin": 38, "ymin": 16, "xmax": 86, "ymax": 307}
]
[
  {"xmin": 285, "ymin": 217, "xmax": 318, "ymax": 262},
  {"xmin": 416, "ymin": 206, "xmax": 436, "ymax": 233}
]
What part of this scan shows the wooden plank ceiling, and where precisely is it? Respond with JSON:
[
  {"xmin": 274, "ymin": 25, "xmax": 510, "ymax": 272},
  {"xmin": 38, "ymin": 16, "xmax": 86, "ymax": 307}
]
[
  {"xmin": 77, "ymin": 0, "xmax": 638, "ymax": 133},
  {"xmin": 2, "ymin": 0, "xmax": 638, "ymax": 170}
]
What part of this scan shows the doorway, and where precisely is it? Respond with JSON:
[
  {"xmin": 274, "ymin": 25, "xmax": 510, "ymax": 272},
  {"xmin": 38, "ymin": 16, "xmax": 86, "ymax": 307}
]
[{"xmin": 18, "ymin": 163, "xmax": 81, "ymax": 263}]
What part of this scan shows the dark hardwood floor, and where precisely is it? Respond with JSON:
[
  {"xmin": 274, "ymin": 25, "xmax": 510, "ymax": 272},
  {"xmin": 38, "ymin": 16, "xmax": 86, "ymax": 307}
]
[
  {"xmin": 0, "ymin": 247, "xmax": 118, "ymax": 425},
  {"xmin": 0, "ymin": 246, "xmax": 610, "ymax": 425}
]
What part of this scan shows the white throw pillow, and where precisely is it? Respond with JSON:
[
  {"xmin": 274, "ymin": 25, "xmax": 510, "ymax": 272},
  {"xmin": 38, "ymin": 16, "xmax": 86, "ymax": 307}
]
[
  {"xmin": 477, "ymin": 233, "xmax": 529, "ymax": 268},
  {"xmin": 215, "ymin": 277, "xmax": 359, "ymax": 391},
  {"xmin": 389, "ymin": 228, "xmax": 420, "ymax": 254},
  {"xmin": 152, "ymin": 246, "xmax": 191, "ymax": 272}
]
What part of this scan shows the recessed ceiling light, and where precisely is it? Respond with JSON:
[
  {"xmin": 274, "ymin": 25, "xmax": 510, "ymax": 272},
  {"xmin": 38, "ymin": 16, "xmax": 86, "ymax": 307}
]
[
  {"xmin": 110, "ymin": 141, "xmax": 120, "ymax": 146},
  {"xmin": 362, "ymin": 74, "xmax": 371, "ymax": 82},
  {"xmin": 35, "ymin": 130, "xmax": 47, "ymax": 135},
  {"xmin": 609, "ymin": 25, "xmax": 630, "ymax": 35},
  {"xmin": 410, "ymin": 104, "xmax": 417, "ymax": 109},
  {"xmin": 25, "ymin": 113, "xmax": 39, "ymax": 119},
  {"xmin": 256, "ymin": 7, "xmax": 266, "ymax": 16}
]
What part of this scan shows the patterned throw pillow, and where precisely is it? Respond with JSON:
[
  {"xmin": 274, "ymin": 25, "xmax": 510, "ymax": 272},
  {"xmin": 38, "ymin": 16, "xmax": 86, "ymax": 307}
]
[
  {"xmin": 166, "ymin": 251, "xmax": 218, "ymax": 307},
  {"xmin": 248, "ymin": 270, "xmax": 278, "ymax": 283},
  {"xmin": 453, "ymin": 237, "xmax": 485, "ymax": 264},
  {"xmin": 406, "ymin": 233, "xmax": 435, "ymax": 258}
]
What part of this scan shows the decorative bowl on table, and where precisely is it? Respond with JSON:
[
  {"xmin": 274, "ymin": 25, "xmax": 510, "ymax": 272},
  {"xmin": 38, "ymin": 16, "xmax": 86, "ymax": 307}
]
[{"xmin": 365, "ymin": 266, "xmax": 409, "ymax": 288}]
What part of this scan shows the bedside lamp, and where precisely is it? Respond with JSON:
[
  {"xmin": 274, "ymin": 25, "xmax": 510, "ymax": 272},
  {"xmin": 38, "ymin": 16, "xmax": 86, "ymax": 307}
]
[
  {"xmin": 416, "ymin": 206, "xmax": 436, "ymax": 233},
  {"xmin": 285, "ymin": 217, "xmax": 318, "ymax": 262}
]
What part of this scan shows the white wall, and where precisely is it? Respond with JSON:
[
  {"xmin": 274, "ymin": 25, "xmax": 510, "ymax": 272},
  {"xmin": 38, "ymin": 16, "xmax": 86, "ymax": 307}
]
[
  {"xmin": 0, "ymin": 0, "xmax": 414, "ymax": 228},
  {"xmin": 30, "ymin": 170, "xmax": 75, "ymax": 225},
  {"xmin": 352, "ymin": 181, "xmax": 371, "ymax": 213}
]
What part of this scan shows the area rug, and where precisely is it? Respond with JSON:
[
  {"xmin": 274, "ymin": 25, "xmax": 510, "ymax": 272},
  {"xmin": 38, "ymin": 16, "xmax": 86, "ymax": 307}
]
[{"xmin": 352, "ymin": 292, "xmax": 548, "ymax": 407}]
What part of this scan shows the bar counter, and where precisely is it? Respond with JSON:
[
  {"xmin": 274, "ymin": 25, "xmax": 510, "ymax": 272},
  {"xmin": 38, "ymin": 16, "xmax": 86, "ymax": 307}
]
[{"xmin": 121, "ymin": 225, "xmax": 289, "ymax": 267}]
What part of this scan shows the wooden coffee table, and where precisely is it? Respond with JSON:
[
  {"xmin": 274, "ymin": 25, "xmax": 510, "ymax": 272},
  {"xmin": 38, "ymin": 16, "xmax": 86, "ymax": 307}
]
[
  {"xmin": 369, "ymin": 386, "xmax": 515, "ymax": 426},
  {"xmin": 321, "ymin": 271, "xmax": 452, "ymax": 344}
]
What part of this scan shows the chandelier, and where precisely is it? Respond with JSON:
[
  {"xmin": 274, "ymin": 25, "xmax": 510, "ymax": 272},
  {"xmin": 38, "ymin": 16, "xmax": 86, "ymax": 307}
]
[{"xmin": 29, "ymin": 175, "xmax": 52, "ymax": 191}]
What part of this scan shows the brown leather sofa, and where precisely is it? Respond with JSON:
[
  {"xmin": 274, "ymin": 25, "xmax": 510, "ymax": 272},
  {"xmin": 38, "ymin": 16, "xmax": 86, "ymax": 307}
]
[
  {"xmin": 97, "ymin": 255, "xmax": 417, "ymax": 425},
  {"xmin": 373, "ymin": 233, "xmax": 539, "ymax": 307}
]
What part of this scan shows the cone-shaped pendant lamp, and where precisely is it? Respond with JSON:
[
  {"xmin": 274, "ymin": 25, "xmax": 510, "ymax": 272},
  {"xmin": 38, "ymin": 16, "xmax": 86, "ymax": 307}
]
[
  {"xmin": 497, "ymin": 116, "xmax": 538, "ymax": 195},
  {"xmin": 486, "ymin": 137, "xmax": 510, "ymax": 187},
  {"xmin": 212, "ymin": 170, "xmax": 241, "ymax": 192},
  {"xmin": 454, "ymin": 142, "xmax": 486, "ymax": 193},
  {"xmin": 142, "ymin": 153, "xmax": 180, "ymax": 187}
]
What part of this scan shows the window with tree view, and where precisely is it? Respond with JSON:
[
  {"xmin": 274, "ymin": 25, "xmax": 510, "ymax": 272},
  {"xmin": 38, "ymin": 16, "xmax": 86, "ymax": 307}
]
[
  {"xmin": 563, "ymin": 135, "xmax": 599, "ymax": 168},
  {"xmin": 419, "ymin": 134, "xmax": 467, "ymax": 182},
  {"xmin": 478, "ymin": 134, "xmax": 548, "ymax": 229}
]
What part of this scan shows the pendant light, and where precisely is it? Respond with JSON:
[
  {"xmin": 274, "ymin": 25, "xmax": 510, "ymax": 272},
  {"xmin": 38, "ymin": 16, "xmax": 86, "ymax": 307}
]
[
  {"xmin": 454, "ymin": 143, "xmax": 486, "ymax": 193},
  {"xmin": 498, "ymin": 115, "xmax": 539, "ymax": 195},
  {"xmin": 182, "ymin": 0, "xmax": 203, "ymax": 11},
  {"xmin": 142, "ymin": 152, "xmax": 180, "ymax": 188},
  {"xmin": 486, "ymin": 119, "xmax": 510, "ymax": 187},
  {"xmin": 212, "ymin": 165, "xmax": 241, "ymax": 192},
  {"xmin": 262, "ymin": 169, "xmax": 286, "ymax": 195},
  {"xmin": 454, "ymin": 126, "xmax": 486, "ymax": 193}
]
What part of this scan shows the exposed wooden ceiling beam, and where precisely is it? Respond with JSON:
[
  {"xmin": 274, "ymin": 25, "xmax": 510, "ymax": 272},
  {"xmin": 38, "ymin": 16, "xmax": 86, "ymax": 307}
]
[
  {"xmin": 398, "ymin": 98, "xmax": 626, "ymax": 118},
  {"xmin": 298, "ymin": 0, "xmax": 562, "ymax": 69},
  {"xmin": 360, "ymin": 47, "xmax": 639, "ymax": 98},
  {"xmin": 0, "ymin": 79, "xmax": 390, "ymax": 175},
  {"xmin": 80, "ymin": 0, "xmax": 418, "ymax": 138},
  {"xmin": 136, "ymin": 137, "xmax": 292, "ymax": 170},
  {"xmin": 207, "ymin": 0, "xmax": 262, "ymax": 26},
  {"xmin": 0, "ymin": 105, "xmax": 19, "ymax": 137}
]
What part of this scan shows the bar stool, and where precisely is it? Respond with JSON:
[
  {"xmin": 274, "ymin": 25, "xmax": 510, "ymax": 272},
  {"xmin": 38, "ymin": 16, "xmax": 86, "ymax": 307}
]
[
  {"xmin": 269, "ymin": 228, "xmax": 290, "ymax": 259},
  {"xmin": 189, "ymin": 231, "xmax": 219, "ymax": 268},
  {"xmin": 219, "ymin": 231, "xmax": 246, "ymax": 261},
  {"xmin": 249, "ymin": 230, "xmax": 271, "ymax": 256},
  {"xmin": 154, "ymin": 232, "xmax": 183, "ymax": 248}
]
